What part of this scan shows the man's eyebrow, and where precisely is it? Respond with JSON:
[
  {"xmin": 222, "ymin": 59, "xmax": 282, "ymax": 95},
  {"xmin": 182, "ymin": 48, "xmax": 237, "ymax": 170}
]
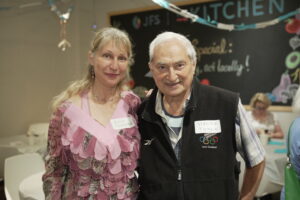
[
  {"xmin": 155, "ymin": 62, "xmax": 167, "ymax": 66},
  {"xmin": 175, "ymin": 60, "xmax": 186, "ymax": 63},
  {"xmin": 156, "ymin": 60, "xmax": 185, "ymax": 64},
  {"xmin": 153, "ymin": 60, "xmax": 187, "ymax": 67}
]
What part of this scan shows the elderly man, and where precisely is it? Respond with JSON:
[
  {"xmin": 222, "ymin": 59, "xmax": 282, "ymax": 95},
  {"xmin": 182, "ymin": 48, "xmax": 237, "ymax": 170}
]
[{"xmin": 137, "ymin": 32, "xmax": 265, "ymax": 200}]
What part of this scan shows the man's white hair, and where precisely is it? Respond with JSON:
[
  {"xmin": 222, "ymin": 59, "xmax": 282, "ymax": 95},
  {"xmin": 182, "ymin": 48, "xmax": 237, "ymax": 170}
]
[
  {"xmin": 149, "ymin": 31, "xmax": 197, "ymax": 64},
  {"xmin": 292, "ymin": 87, "xmax": 300, "ymax": 114}
]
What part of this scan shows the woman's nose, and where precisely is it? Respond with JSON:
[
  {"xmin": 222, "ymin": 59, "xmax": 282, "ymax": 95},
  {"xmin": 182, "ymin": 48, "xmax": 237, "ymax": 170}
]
[{"xmin": 109, "ymin": 58, "xmax": 118, "ymax": 70}]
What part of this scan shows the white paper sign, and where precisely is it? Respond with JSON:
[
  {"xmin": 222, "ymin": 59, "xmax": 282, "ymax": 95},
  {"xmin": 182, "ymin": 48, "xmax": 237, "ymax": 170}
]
[
  {"xmin": 111, "ymin": 117, "xmax": 135, "ymax": 130},
  {"xmin": 194, "ymin": 120, "xmax": 221, "ymax": 134}
]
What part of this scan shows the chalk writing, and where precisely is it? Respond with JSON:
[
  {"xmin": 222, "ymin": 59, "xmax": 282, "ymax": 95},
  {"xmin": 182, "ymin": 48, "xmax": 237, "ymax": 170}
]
[
  {"xmin": 185, "ymin": 0, "xmax": 284, "ymax": 21},
  {"xmin": 192, "ymin": 38, "xmax": 232, "ymax": 61},
  {"xmin": 200, "ymin": 55, "xmax": 250, "ymax": 77}
]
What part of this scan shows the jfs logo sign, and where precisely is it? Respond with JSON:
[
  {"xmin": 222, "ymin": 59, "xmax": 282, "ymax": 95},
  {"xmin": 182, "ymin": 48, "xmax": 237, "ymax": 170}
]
[{"xmin": 132, "ymin": 14, "xmax": 161, "ymax": 29}]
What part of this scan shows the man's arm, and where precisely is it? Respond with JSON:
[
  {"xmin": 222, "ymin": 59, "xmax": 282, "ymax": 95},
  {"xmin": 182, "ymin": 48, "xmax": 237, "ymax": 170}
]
[
  {"xmin": 239, "ymin": 160, "xmax": 265, "ymax": 200},
  {"xmin": 236, "ymin": 99, "xmax": 266, "ymax": 200}
]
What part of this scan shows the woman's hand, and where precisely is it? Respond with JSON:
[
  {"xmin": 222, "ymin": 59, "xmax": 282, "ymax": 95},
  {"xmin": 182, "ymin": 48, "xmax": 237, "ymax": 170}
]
[
  {"xmin": 144, "ymin": 89, "xmax": 153, "ymax": 98},
  {"xmin": 256, "ymin": 129, "xmax": 264, "ymax": 135}
]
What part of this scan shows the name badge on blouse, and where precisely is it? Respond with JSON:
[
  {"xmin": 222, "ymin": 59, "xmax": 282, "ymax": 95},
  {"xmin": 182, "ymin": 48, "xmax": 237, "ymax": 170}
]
[
  {"xmin": 194, "ymin": 120, "xmax": 221, "ymax": 134},
  {"xmin": 111, "ymin": 117, "xmax": 135, "ymax": 130}
]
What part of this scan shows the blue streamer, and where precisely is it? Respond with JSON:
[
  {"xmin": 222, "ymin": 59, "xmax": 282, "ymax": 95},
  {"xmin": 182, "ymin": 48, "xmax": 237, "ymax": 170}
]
[
  {"xmin": 278, "ymin": 10, "xmax": 299, "ymax": 21},
  {"xmin": 152, "ymin": 0, "xmax": 300, "ymax": 31},
  {"xmin": 153, "ymin": 0, "xmax": 169, "ymax": 9}
]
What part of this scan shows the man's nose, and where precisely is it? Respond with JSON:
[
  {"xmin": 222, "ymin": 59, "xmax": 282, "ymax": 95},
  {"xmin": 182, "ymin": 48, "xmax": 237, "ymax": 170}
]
[{"xmin": 167, "ymin": 67, "xmax": 178, "ymax": 81}]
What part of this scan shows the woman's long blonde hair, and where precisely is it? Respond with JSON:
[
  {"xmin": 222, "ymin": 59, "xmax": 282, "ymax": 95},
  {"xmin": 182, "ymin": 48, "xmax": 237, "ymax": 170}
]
[{"xmin": 51, "ymin": 27, "xmax": 134, "ymax": 111}]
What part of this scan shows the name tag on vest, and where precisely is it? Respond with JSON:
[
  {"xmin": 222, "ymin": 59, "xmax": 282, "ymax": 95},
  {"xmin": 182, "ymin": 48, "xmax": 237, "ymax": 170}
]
[
  {"xmin": 111, "ymin": 117, "xmax": 135, "ymax": 130},
  {"xmin": 194, "ymin": 120, "xmax": 221, "ymax": 134}
]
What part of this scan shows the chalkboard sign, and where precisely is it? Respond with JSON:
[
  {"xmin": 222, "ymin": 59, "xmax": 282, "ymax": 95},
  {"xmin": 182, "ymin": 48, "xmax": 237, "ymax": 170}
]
[{"xmin": 109, "ymin": 0, "xmax": 300, "ymax": 108}]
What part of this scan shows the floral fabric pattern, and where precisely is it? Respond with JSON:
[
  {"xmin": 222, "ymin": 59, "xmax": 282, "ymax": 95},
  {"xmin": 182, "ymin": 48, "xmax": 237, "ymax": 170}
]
[{"xmin": 42, "ymin": 91, "xmax": 141, "ymax": 200}]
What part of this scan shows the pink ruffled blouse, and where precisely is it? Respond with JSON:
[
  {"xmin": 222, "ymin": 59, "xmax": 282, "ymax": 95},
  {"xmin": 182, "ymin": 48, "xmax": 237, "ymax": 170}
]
[{"xmin": 42, "ymin": 91, "xmax": 141, "ymax": 200}]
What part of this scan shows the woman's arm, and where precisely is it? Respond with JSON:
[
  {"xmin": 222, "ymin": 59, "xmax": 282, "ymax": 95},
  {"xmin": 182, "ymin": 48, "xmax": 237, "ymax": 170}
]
[
  {"xmin": 270, "ymin": 124, "xmax": 284, "ymax": 139},
  {"xmin": 269, "ymin": 113, "xmax": 284, "ymax": 139},
  {"xmin": 42, "ymin": 107, "xmax": 67, "ymax": 200}
]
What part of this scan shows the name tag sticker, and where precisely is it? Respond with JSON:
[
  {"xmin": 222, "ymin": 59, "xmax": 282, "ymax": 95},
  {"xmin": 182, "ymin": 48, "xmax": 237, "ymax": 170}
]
[
  {"xmin": 111, "ymin": 117, "xmax": 135, "ymax": 130},
  {"xmin": 194, "ymin": 120, "xmax": 221, "ymax": 134}
]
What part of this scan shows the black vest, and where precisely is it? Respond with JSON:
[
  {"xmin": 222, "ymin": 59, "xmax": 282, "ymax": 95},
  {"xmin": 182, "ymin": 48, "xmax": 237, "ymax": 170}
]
[{"xmin": 137, "ymin": 80, "xmax": 240, "ymax": 200}]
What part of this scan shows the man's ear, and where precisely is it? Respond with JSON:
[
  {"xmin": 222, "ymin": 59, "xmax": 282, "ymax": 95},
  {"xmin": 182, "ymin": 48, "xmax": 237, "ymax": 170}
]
[
  {"xmin": 148, "ymin": 62, "xmax": 153, "ymax": 71},
  {"xmin": 192, "ymin": 63, "xmax": 196, "ymax": 74},
  {"xmin": 88, "ymin": 51, "xmax": 94, "ymax": 66}
]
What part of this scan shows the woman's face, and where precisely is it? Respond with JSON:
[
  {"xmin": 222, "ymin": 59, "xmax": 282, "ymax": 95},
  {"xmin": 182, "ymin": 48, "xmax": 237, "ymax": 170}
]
[
  {"xmin": 89, "ymin": 41, "xmax": 129, "ymax": 89},
  {"xmin": 253, "ymin": 101, "xmax": 268, "ymax": 115}
]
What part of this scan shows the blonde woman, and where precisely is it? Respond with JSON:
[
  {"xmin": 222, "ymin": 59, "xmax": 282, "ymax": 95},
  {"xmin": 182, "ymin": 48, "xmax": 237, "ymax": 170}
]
[
  {"xmin": 248, "ymin": 93, "xmax": 284, "ymax": 138},
  {"xmin": 42, "ymin": 27, "xmax": 141, "ymax": 199}
]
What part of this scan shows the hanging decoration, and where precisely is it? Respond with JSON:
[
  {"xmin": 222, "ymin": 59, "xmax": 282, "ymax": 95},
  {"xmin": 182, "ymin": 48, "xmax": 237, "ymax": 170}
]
[
  {"xmin": 152, "ymin": 0, "xmax": 300, "ymax": 31},
  {"xmin": 48, "ymin": 0, "xmax": 74, "ymax": 51},
  {"xmin": 91, "ymin": 0, "xmax": 97, "ymax": 31}
]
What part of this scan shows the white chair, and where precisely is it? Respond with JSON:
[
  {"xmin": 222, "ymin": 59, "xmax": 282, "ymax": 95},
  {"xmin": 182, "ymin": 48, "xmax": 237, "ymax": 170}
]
[
  {"xmin": 27, "ymin": 123, "xmax": 49, "ymax": 138},
  {"xmin": 19, "ymin": 171, "xmax": 45, "ymax": 200},
  {"xmin": 27, "ymin": 123, "xmax": 49, "ymax": 146},
  {"xmin": 0, "ymin": 146, "xmax": 20, "ymax": 180},
  {"xmin": 4, "ymin": 153, "xmax": 45, "ymax": 200}
]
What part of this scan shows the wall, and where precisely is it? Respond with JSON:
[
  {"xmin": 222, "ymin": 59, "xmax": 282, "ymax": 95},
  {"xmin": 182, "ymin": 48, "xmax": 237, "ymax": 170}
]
[
  {"xmin": 274, "ymin": 111, "xmax": 298, "ymax": 138},
  {"xmin": 0, "ymin": 0, "xmax": 297, "ymax": 138},
  {"xmin": 0, "ymin": 3, "xmax": 80, "ymax": 137}
]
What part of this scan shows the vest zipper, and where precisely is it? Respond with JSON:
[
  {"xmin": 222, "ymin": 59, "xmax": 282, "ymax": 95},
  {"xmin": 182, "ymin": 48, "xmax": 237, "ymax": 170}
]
[
  {"xmin": 177, "ymin": 138, "xmax": 184, "ymax": 199},
  {"xmin": 177, "ymin": 169, "xmax": 182, "ymax": 181},
  {"xmin": 177, "ymin": 108, "xmax": 194, "ymax": 199}
]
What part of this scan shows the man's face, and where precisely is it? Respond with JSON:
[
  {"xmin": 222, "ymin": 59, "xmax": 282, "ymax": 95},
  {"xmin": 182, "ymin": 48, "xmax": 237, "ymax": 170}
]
[{"xmin": 149, "ymin": 39, "xmax": 196, "ymax": 98}]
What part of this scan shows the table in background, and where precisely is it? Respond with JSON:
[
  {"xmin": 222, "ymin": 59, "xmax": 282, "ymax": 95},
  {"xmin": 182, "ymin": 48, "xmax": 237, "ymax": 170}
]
[
  {"xmin": 0, "ymin": 134, "xmax": 47, "ymax": 154},
  {"xmin": 238, "ymin": 138, "xmax": 287, "ymax": 197}
]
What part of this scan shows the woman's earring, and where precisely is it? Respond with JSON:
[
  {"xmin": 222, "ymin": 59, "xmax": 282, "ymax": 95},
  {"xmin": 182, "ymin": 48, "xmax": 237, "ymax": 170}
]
[{"xmin": 91, "ymin": 67, "xmax": 95, "ymax": 79}]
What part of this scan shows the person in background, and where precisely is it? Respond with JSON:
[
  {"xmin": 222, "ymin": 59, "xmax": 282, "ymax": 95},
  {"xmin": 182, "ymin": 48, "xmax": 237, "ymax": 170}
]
[
  {"xmin": 248, "ymin": 93, "xmax": 284, "ymax": 139},
  {"xmin": 280, "ymin": 87, "xmax": 300, "ymax": 200},
  {"xmin": 137, "ymin": 31, "xmax": 265, "ymax": 200},
  {"xmin": 42, "ymin": 27, "xmax": 141, "ymax": 200},
  {"xmin": 132, "ymin": 86, "xmax": 149, "ymax": 100}
]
